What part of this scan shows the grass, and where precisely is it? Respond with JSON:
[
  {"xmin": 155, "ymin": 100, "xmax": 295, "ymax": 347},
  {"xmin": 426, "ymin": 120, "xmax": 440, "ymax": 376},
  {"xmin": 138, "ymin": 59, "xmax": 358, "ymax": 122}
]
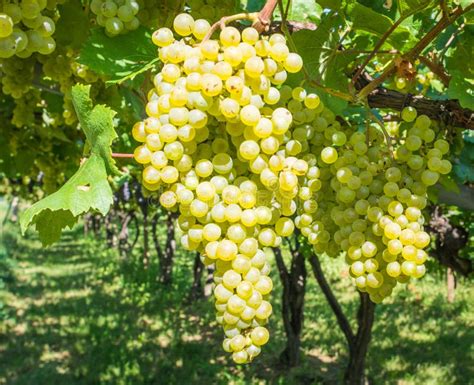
[{"xmin": 0, "ymin": 215, "xmax": 473, "ymax": 385}]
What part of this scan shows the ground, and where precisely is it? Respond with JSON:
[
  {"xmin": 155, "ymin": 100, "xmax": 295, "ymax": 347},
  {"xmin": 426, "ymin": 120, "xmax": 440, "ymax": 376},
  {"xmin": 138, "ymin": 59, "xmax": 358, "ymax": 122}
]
[{"xmin": 0, "ymin": 208, "xmax": 473, "ymax": 385}]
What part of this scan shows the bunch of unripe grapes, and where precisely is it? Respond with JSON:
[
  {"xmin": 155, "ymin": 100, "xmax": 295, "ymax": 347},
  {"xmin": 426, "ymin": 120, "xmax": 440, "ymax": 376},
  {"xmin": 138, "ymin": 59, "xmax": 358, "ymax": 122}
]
[
  {"xmin": 90, "ymin": 0, "xmax": 141, "ymax": 36},
  {"xmin": 0, "ymin": 54, "xmax": 44, "ymax": 128},
  {"xmin": 133, "ymin": 12, "xmax": 307, "ymax": 363},
  {"xmin": 11, "ymin": 87, "xmax": 40, "ymax": 127},
  {"xmin": 393, "ymin": 72, "xmax": 436, "ymax": 93},
  {"xmin": 0, "ymin": 0, "xmax": 62, "ymax": 58},
  {"xmin": 0, "ymin": 55, "xmax": 35, "ymax": 99},
  {"xmin": 187, "ymin": 0, "xmax": 236, "ymax": 20}
]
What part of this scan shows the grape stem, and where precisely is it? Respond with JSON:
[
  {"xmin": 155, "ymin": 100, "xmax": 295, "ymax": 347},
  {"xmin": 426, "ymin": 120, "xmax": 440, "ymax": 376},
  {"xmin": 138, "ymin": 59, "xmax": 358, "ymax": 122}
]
[
  {"xmin": 367, "ymin": 108, "xmax": 395, "ymax": 160},
  {"xmin": 200, "ymin": 12, "xmax": 260, "ymax": 43},
  {"xmin": 112, "ymin": 153, "xmax": 134, "ymax": 159},
  {"xmin": 254, "ymin": 0, "xmax": 279, "ymax": 32}
]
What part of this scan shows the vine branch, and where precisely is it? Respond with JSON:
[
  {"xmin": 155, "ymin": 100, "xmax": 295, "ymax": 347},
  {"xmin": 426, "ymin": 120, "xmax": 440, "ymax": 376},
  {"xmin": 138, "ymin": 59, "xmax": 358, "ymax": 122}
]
[
  {"xmin": 357, "ymin": 4, "xmax": 473, "ymax": 100},
  {"xmin": 355, "ymin": 73, "xmax": 474, "ymax": 130},
  {"xmin": 351, "ymin": 15, "xmax": 408, "ymax": 85},
  {"xmin": 367, "ymin": 108, "xmax": 394, "ymax": 159},
  {"xmin": 309, "ymin": 253, "xmax": 355, "ymax": 348},
  {"xmin": 253, "ymin": 0, "xmax": 279, "ymax": 32}
]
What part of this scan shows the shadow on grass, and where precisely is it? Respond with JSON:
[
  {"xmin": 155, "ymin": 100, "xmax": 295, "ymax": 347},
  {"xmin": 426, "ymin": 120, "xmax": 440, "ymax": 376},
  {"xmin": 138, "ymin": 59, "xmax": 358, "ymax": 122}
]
[
  {"xmin": 1, "ymin": 227, "xmax": 340, "ymax": 385},
  {"xmin": 366, "ymin": 293, "xmax": 473, "ymax": 385},
  {"xmin": 1, "ymin": 225, "xmax": 472, "ymax": 385}
]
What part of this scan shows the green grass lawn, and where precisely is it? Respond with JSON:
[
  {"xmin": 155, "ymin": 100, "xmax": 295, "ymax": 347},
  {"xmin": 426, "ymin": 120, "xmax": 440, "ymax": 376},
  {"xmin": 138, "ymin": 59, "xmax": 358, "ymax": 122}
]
[{"xmin": 0, "ymin": 217, "xmax": 473, "ymax": 385}]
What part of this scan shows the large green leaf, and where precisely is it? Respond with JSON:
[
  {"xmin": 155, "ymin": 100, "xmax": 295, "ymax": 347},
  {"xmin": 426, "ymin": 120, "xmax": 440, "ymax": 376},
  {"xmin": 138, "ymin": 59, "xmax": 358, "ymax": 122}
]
[
  {"xmin": 55, "ymin": 1, "xmax": 90, "ymax": 49},
  {"xmin": 457, "ymin": 0, "xmax": 473, "ymax": 8},
  {"xmin": 446, "ymin": 30, "xmax": 474, "ymax": 109},
  {"xmin": 20, "ymin": 154, "xmax": 113, "ymax": 245},
  {"xmin": 20, "ymin": 85, "xmax": 120, "ymax": 246},
  {"xmin": 242, "ymin": 0, "xmax": 266, "ymax": 11},
  {"xmin": 316, "ymin": 0, "xmax": 342, "ymax": 10},
  {"xmin": 448, "ymin": 72, "xmax": 474, "ymax": 110},
  {"xmin": 357, "ymin": 0, "xmax": 397, "ymax": 19},
  {"xmin": 78, "ymin": 27, "xmax": 158, "ymax": 84},
  {"xmin": 71, "ymin": 85, "xmax": 120, "ymax": 175},
  {"xmin": 346, "ymin": 2, "xmax": 416, "ymax": 50},
  {"xmin": 292, "ymin": 13, "xmax": 353, "ymax": 113},
  {"xmin": 397, "ymin": 0, "xmax": 435, "ymax": 16},
  {"xmin": 454, "ymin": 133, "xmax": 474, "ymax": 183},
  {"xmin": 287, "ymin": 0, "xmax": 322, "ymax": 21}
]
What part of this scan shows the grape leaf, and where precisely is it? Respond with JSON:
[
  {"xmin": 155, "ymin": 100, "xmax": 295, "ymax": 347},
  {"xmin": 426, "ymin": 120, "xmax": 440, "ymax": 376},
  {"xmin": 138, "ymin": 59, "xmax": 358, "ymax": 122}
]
[
  {"xmin": 20, "ymin": 85, "xmax": 120, "ymax": 246},
  {"xmin": 358, "ymin": 0, "xmax": 398, "ymax": 20},
  {"xmin": 445, "ymin": 30, "xmax": 474, "ymax": 109},
  {"xmin": 78, "ymin": 27, "xmax": 158, "ymax": 84},
  {"xmin": 447, "ymin": 72, "xmax": 474, "ymax": 110},
  {"xmin": 242, "ymin": 0, "xmax": 266, "ymax": 12},
  {"xmin": 20, "ymin": 154, "xmax": 113, "ymax": 245},
  {"xmin": 55, "ymin": 1, "xmax": 90, "ymax": 49},
  {"xmin": 454, "ymin": 136, "xmax": 474, "ymax": 183},
  {"xmin": 287, "ymin": 0, "xmax": 322, "ymax": 21},
  {"xmin": 292, "ymin": 13, "xmax": 353, "ymax": 113},
  {"xmin": 71, "ymin": 85, "xmax": 120, "ymax": 175},
  {"xmin": 439, "ymin": 175, "xmax": 460, "ymax": 193},
  {"xmin": 346, "ymin": 2, "xmax": 416, "ymax": 50},
  {"xmin": 457, "ymin": 0, "xmax": 473, "ymax": 8},
  {"xmin": 316, "ymin": 0, "xmax": 342, "ymax": 10},
  {"xmin": 397, "ymin": 0, "xmax": 435, "ymax": 16}
]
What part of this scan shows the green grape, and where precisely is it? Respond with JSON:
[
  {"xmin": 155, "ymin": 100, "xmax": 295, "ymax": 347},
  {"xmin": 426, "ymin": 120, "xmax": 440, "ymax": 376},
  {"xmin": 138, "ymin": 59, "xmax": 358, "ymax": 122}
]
[
  {"xmin": 401, "ymin": 106, "xmax": 417, "ymax": 122},
  {"xmin": 117, "ymin": 5, "xmax": 135, "ymax": 22},
  {"xmin": 105, "ymin": 17, "xmax": 124, "ymax": 35},
  {"xmin": 21, "ymin": 0, "xmax": 42, "ymax": 19},
  {"xmin": 0, "ymin": 13, "xmax": 14, "ymax": 38},
  {"xmin": 321, "ymin": 147, "xmax": 338, "ymax": 164},
  {"xmin": 395, "ymin": 77, "xmax": 407, "ymax": 89},
  {"xmin": 173, "ymin": 13, "xmax": 194, "ymax": 37},
  {"xmin": 36, "ymin": 16, "xmax": 55, "ymax": 37},
  {"xmin": 101, "ymin": 1, "xmax": 118, "ymax": 17}
]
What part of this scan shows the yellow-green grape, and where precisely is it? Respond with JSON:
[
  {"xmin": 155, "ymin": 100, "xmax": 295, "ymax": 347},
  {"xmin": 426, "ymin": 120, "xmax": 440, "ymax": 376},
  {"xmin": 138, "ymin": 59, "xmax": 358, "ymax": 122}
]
[
  {"xmin": 0, "ymin": 13, "xmax": 14, "ymax": 38},
  {"xmin": 0, "ymin": 1, "xmax": 59, "ymax": 57},
  {"xmin": 91, "ymin": 0, "xmax": 140, "ymax": 36},
  {"xmin": 401, "ymin": 106, "xmax": 417, "ymax": 122}
]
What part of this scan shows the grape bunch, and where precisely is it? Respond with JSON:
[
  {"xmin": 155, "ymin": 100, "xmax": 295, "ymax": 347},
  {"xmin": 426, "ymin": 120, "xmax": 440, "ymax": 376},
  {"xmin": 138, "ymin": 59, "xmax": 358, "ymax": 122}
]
[
  {"xmin": 0, "ymin": 54, "xmax": 40, "ymax": 128},
  {"xmin": 0, "ymin": 55, "xmax": 35, "ymax": 99},
  {"xmin": 132, "ymin": 12, "xmax": 309, "ymax": 363},
  {"xmin": 289, "ymin": 103, "xmax": 452, "ymax": 303},
  {"xmin": 0, "ymin": 0, "xmax": 62, "ymax": 58},
  {"xmin": 90, "ymin": 0, "xmax": 141, "ymax": 36},
  {"xmin": 11, "ymin": 87, "xmax": 40, "ymax": 127},
  {"xmin": 131, "ymin": 12, "xmax": 453, "ymax": 361},
  {"xmin": 187, "ymin": 0, "xmax": 237, "ymax": 20}
]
